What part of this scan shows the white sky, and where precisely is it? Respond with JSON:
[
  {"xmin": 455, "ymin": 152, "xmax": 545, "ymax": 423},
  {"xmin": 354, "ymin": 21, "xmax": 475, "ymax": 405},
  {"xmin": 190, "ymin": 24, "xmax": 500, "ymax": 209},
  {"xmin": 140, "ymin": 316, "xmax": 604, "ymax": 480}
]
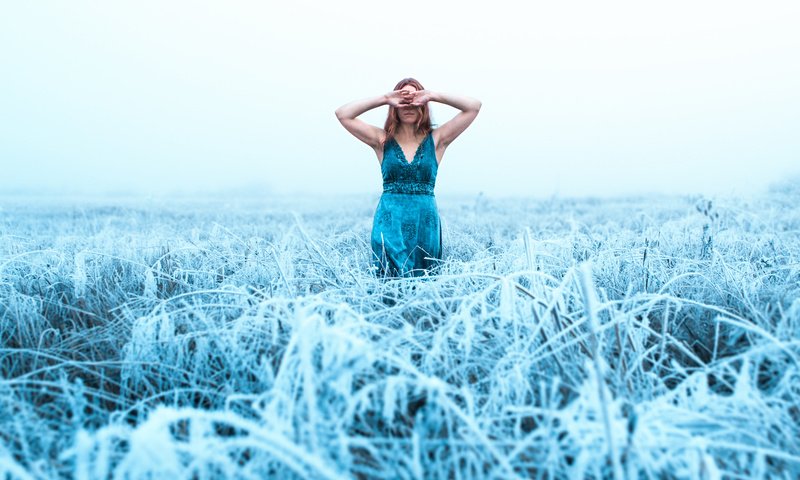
[{"xmin": 1, "ymin": 0, "xmax": 798, "ymax": 198}]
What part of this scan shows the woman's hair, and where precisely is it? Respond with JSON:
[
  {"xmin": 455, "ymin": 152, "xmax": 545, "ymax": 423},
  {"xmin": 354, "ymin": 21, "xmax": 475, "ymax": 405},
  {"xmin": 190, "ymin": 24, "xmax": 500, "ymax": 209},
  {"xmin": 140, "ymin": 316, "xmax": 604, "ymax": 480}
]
[{"xmin": 383, "ymin": 77, "xmax": 433, "ymax": 146}]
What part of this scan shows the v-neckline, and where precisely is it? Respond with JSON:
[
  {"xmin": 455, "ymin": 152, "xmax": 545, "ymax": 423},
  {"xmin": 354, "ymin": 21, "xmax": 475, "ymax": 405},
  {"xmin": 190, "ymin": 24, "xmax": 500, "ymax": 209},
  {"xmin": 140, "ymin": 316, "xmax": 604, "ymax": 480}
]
[{"xmin": 393, "ymin": 132, "xmax": 428, "ymax": 165}]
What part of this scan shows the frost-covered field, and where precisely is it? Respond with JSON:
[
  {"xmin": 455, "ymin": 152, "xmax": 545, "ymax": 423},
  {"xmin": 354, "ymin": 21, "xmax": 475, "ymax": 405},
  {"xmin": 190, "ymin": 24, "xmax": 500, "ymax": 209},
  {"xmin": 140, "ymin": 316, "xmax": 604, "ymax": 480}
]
[{"xmin": 1, "ymin": 187, "xmax": 799, "ymax": 479}]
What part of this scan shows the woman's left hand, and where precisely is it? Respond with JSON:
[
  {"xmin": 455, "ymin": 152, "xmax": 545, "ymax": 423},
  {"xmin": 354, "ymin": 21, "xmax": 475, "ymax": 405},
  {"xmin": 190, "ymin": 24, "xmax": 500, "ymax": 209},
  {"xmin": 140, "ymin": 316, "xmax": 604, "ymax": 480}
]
[{"xmin": 408, "ymin": 90, "xmax": 434, "ymax": 106}]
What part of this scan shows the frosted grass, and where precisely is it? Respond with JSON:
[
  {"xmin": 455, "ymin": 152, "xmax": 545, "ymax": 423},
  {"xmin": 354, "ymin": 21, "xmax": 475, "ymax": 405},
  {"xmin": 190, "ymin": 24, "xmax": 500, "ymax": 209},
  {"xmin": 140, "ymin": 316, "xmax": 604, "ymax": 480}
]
[{"xmin": 1, "ymin": 185, "xmax": 799, "ymax": 478}]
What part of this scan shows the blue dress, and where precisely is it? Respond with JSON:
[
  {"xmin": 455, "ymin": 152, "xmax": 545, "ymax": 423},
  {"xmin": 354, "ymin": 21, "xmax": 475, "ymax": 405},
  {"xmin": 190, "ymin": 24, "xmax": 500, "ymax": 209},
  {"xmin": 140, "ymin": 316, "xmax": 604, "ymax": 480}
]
[{"xmin": 371, "ymin": 130, "xmax": 442, "ymax": 278}]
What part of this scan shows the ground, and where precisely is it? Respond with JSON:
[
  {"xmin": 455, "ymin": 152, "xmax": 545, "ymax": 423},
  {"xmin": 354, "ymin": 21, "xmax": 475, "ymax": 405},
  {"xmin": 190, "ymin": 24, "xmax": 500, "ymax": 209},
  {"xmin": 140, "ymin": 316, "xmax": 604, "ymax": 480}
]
[{"xmin": 1, "ymin": 187, "xmax": 798, "ymax": 479}]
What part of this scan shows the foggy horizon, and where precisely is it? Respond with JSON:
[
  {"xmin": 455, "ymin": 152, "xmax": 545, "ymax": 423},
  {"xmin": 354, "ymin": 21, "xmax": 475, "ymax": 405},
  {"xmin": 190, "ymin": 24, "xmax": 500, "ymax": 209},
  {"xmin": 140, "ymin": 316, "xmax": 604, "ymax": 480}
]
[{"xmin": 2, "ymin": 1, "xmax": 799, "ymax": 199}]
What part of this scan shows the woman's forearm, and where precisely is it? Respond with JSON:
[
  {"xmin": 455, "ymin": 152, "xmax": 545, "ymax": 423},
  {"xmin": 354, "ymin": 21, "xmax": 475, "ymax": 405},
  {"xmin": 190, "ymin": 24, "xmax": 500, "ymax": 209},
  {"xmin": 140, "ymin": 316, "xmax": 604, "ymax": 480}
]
[
  {"xmin": 335, "ymin": 94, "xmax": 389, "ymax": 120},
  {"xmin": 429, "ymin": 91, "xmax": 481, "ymax": 112}
]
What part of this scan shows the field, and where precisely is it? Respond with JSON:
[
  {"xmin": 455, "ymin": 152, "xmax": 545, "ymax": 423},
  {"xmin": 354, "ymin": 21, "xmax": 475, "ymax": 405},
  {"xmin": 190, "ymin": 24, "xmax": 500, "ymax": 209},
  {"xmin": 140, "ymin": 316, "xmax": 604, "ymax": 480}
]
[{"xmin": 1, "ymin": 186, "xmax": 799, "ymax": 479}]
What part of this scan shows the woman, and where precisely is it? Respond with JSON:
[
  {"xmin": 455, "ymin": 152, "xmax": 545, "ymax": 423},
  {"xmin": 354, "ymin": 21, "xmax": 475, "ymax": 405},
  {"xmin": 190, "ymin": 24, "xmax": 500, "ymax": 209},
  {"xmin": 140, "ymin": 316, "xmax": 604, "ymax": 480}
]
[{"xmin": 335, "ymin": 78, "xmax": 481, "ymax": 278}]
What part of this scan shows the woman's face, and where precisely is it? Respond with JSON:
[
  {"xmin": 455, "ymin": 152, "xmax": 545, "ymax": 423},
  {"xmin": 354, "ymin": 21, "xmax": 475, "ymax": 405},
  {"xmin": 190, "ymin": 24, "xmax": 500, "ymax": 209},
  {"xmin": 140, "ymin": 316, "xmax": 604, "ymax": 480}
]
[{"xmin": 397, "ymin": 85, "xmax": 421, "ymax": 124}]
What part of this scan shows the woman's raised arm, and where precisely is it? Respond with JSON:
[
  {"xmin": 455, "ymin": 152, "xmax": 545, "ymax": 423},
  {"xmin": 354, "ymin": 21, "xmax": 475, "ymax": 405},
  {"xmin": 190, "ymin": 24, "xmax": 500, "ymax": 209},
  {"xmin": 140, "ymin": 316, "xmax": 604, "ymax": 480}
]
[
  {"xmin": 335, "ymin": 91, "xmax": 409, "ymax": 151},
  {"xmin": 409, "ymin": 90, "xmax": 481, "ymax": 149}
]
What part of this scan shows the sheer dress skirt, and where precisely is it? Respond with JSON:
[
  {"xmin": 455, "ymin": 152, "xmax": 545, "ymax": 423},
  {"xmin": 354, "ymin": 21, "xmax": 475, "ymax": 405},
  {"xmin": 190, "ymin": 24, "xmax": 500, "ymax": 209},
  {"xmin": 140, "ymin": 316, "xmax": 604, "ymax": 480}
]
[{"xmin": 371, "ymin": 191, "xmax": 442, "ymax": 278}]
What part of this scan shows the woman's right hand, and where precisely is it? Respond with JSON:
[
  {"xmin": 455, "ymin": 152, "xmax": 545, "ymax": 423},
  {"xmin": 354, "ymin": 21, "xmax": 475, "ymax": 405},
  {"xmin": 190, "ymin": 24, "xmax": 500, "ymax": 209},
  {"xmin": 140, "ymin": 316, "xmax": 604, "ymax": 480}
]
[{"xmin": 385, "ymin": 90, "xmax": 413, "ymax": 108}]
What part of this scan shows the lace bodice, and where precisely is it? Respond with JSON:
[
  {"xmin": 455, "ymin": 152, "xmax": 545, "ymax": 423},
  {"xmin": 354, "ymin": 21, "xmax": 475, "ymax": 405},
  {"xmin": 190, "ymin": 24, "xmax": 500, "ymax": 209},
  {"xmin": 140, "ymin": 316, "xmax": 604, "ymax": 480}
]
[{"xmin": 381, "ymin": 130, "xmax": 437, "ymax": 196}]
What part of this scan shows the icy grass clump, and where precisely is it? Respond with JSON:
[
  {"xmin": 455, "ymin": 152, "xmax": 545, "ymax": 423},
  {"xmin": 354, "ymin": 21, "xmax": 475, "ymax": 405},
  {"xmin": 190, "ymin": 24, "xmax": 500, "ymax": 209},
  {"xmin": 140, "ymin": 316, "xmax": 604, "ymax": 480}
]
[
  {"xmin": 65, "ymin": 406, "xmax": 345, "ymax": 479},
  {"xmin": 1, "ymin": 190, "xmax": 799, "ymax": 478}
]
